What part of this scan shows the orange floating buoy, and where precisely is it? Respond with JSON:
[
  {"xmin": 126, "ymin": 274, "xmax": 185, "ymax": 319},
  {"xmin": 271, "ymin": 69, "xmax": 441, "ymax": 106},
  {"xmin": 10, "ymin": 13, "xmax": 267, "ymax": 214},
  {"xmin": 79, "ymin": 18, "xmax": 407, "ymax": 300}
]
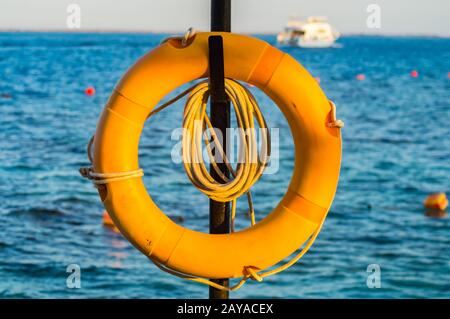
[
  {"xmin": 356, "ymin": 74, "xmax": 365, "ymax": 81},
  {"xmin": 85, "ymin": 86, "xmax": 96, "ymax": 96},
  {"xmin": 447, "ymin": 72, "xmax": 450, "ymax": 79},
  {"xmin": 423, "ymin": 193, "xmax": 448, "ymax": 211},
  {"xmin": 410, "ymin": 70, "xmax": 419, "ymax": 78},
  {"xmin": 102, "ymin": 211, "xmax": 120, "ymax": 233}
]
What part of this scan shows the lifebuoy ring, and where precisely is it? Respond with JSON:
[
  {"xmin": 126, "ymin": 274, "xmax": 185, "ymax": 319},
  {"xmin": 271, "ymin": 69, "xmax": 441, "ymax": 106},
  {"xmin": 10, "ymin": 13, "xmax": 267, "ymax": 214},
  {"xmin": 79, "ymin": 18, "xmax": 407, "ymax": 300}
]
[{"xmin": 91, "ymin": 32, "xmax": 341, "ymax": 280}]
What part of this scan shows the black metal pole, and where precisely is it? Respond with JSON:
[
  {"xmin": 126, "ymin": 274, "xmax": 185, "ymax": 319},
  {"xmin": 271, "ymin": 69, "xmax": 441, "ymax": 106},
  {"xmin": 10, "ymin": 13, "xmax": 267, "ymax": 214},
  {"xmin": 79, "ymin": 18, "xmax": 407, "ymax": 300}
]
[
  {"xmin": 209, "ymin": 0, "xmax": 231, "ymax": 299},
  {"xmin": 211, "ymin": 0, "xmax": 231, "ymax": 32}
]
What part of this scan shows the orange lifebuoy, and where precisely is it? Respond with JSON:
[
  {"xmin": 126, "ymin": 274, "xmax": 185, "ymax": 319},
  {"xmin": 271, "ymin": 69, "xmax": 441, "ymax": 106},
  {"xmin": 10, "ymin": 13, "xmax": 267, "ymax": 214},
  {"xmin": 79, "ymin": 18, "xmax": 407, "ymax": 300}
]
[{"xmin": 91, "ymin": 32, "xmax": 342, "ymax": 280}]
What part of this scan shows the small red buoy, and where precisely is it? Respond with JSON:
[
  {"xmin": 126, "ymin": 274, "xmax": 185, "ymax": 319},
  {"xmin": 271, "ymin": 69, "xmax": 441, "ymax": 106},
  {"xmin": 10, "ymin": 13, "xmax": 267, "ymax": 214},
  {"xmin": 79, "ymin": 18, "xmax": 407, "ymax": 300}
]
[
  {"xmin": 447, "ymin": 72, "xmax": 450, "ymax": 79},
  {"xmin": 314, "ymin": 77, "xmax": 321, "ymax": 84},
  {"xmin": 356, "ymin": 74, "xmax": 365, "ymax": 81},
  {"xmin": 0, "ymin": 92, "xmax": 12, "ymax": 99},
  {"xmin": 85, "ymin": 86, "xmax": 95, "ymax": 96},
  {"xmin": 410, "ymin": 70, "xmax": 419, "ymax": 78}
]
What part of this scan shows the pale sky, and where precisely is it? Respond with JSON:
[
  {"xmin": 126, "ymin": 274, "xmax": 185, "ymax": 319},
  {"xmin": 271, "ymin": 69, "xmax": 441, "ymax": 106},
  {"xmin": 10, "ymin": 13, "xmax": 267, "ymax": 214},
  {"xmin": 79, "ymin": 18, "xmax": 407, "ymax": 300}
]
[{"xmin": 0, "ymin": 0, "xmax": 449, "ymax": 36}]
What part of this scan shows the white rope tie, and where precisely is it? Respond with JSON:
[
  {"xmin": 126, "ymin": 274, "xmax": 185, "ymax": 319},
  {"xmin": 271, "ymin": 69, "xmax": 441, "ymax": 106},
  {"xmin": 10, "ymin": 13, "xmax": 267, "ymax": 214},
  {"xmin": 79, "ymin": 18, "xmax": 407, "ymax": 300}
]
[
  {"xmin": 160, "ymin": 27, "xmax": 196, "ymax": 46},
  {"xmin": 327, "ymin": 100, "xmax": 345, "ymax": 128},
  {"xmin": 79, "ymin": 166, "xmax": 143, "ymax": 186}
]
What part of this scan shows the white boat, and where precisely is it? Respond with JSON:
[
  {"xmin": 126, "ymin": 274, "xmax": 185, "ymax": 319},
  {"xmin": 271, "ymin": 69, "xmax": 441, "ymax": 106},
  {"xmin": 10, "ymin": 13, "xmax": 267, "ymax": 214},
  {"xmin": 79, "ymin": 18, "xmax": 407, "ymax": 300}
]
[{"xmin": 277, "ymin": 16, "xmax": 340, "ymax": 48}]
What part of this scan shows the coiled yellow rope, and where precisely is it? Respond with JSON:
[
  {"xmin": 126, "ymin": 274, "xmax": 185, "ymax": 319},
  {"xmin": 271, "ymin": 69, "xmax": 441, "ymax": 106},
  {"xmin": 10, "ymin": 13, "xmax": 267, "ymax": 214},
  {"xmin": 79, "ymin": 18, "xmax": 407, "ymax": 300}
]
[
  {"xmin": 147, "ymin": 79, "xmax": 269, "ymax": 231},
  {"xmin": 182, "ymin": 79, "xmax": 269, "ymax": 230}
]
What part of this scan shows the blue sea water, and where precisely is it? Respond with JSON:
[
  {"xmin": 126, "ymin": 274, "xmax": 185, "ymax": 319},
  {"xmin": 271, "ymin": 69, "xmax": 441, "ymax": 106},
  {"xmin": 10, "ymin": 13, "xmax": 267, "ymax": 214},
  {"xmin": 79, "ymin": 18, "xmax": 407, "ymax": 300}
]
[{"xmin": 0, "ymin": 32, "xmax": 449, "ymax": 299}]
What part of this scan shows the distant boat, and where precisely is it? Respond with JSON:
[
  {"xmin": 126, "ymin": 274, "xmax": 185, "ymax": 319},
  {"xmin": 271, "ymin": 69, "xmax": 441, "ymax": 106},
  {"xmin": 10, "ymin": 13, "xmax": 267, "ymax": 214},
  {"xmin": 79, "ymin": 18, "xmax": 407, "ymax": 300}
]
[{"xmin": 277, "ymin": 16, "xmax": 340, "ymax": 48}]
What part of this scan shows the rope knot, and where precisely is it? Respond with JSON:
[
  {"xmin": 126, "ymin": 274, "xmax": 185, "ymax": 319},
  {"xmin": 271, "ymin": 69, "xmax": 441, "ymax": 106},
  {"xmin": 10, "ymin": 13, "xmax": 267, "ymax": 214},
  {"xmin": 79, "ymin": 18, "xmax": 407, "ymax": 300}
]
[
  {"xmin": 79, "ymin": 166, "xmax": 93, "ymax": 179},
  {"xmin": 160, "ymin": 27, "xmax": 196, "ymax": 47},
  {"xmin": 245, "ymin": 267, "xmax": 263, "ymax": 282},
  {"xmin": 327, "ymin": 100, "xmax": 344, "ymax": 128},
  {"xmin": 182, "ymin": 27, "xmax": 196, "ymax": 46}
]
